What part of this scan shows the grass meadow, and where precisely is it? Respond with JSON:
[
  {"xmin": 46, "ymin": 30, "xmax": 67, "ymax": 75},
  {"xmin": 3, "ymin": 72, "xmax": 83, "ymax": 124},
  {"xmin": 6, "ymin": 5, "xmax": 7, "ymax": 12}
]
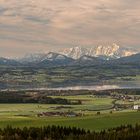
[{"xmin": 0, "ymin": 95, "xmax": 139, "ymax": 131}]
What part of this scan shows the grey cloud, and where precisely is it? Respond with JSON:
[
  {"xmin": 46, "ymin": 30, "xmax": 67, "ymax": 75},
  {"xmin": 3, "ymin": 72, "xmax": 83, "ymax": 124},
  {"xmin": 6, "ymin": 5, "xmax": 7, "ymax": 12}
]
[
  {"xmin": 0, "ymin": 0, "xmax": 140, "ymax": 57},
  {"xmin": 0, "ymin": 7, "xmax": 8, "ymax": 14}
]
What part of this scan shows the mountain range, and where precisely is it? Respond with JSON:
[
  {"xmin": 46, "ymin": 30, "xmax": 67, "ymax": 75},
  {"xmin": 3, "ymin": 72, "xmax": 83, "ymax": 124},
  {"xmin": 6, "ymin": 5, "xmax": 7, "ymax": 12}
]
[
  {"xmin": 0, "ymin": 44, "xmax": 139, "ymax": 67},
  {"xmin": 60, "ymin": 43, "xmax": 136, "ymax": 59}
]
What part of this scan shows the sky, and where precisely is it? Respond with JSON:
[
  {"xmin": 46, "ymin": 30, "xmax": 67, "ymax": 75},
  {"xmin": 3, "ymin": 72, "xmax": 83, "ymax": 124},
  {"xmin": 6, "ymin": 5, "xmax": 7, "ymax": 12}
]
[{"xmin": 0, "ymin": 0, "xmax": 140, "ymax": 57}]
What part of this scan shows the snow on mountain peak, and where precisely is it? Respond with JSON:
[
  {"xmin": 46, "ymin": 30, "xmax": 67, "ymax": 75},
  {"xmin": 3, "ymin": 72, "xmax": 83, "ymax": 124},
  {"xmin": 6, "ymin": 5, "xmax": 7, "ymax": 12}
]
[
  {"xmin": 94, "ymin": 43, "xmax": 120, "ymax": 56},
  {"xmin": 62, "ymin": 46, "xmax": 87, "ymax": 59},
  {"xmin": 60, "ymin": 44, "xmax": 136, "ymax": 59},
  {"xmin": 18, "ymin": 44, "xmax": 137, "ymax": 64}
]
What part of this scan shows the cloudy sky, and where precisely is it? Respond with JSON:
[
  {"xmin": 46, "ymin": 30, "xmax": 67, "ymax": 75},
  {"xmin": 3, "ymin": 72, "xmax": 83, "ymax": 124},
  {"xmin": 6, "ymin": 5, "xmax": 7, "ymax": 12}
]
[{"xmin": 0, "ymin": 0, "xmax": 140, "ymax": 57}]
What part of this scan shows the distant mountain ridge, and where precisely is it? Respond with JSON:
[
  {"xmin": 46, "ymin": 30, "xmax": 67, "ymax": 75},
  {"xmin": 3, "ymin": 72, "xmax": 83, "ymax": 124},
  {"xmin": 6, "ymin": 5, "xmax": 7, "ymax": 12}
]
[
  {"xmin": 60, "ymin": 43, "xmax": 137, "ymax": 59},
  {"xmin": 114, "ymin": 53, "xmax": 140, "ymax": 65},
  {"xmin": 35, "ymin": 52, "xmax": 74, "ymax": 67},
  {"xmin": 0, "ymin": 44, "xmax": 139, "ymax": 67},
  {"xmin": 18, "ymin": 52, "xmax": 74, "ymax": 67},
  {"xmin": 0, "ymin": 57, "xmax": 19, "ymax": 66},
  {"xmin": 18, "ymin": 43, "xmax": 137, "ymax": 63}
]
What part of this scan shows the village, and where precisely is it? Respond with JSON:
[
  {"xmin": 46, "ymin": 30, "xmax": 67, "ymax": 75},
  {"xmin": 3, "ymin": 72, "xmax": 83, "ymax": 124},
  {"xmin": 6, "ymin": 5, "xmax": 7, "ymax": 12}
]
[
  {"xmin": 36, "ymin": 93, "xmax": 140, "ymax": 118},
  {"xmin": 37, "ymin": 111, "xmax": 82, "ymax": 117}
]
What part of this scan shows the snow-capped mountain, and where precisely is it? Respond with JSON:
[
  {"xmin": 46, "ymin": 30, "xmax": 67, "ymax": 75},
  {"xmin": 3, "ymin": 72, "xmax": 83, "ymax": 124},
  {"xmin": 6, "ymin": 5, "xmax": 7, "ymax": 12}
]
[
  {"xmin": 61, "ymin": 46, "xmax": 88, "ymax": 60},
  {"xmin": 19, "ymin": 52, "xmax": 62, "ymax": 63},
  {"xmin": 0, "ymin": 57, "xmax": 19, "ymax": 66},
  {"xmin": 18, "ymin": 52, "xmax": 74, "ymax": 66},
  {"xmin": 15, "ymin": 43, "xmax": 138, "ymax": 67},
  {"xmin": 0, "ymin": 47, "xmax": 139, "ymax": 67},
  {"xmin": 18, "ymin": 53, "xmax": 46, "ymax": 63},
  {"xmin": 73, "ymin": 55, "xmax": 105, "ymax": 65},
  {"xmin": 60, "ymin": 44, "xmax": 137, "ymax": 60},
  {"xmin": 42, "ymin": 52, "xmax": 69, "ymax": 61}
]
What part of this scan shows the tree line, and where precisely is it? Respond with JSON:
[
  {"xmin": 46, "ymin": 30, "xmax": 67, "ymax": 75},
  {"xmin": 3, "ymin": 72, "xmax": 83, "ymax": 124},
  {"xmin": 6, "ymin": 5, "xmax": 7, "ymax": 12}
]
[
  {"xmin": 0, "ymin": 124, "xmax": 140, "ymax": 140},
  {"xmin": 0, "ymin": 92, "xmax": 81, "ymax": 105}
]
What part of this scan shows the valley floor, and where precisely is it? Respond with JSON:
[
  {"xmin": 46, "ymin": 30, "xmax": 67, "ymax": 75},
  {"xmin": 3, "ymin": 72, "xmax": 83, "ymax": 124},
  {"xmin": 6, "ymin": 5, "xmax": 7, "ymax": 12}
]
[
  {"xmin": 0, "ymin": 111, "xmax": 139, "ymax": 131},
  {"xmin": 0, "ymin": 95, "xmax": 139, "ymax": 131}
]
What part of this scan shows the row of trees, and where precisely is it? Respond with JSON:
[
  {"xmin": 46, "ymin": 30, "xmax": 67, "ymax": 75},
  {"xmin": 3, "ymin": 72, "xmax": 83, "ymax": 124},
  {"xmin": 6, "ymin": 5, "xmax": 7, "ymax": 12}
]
[
  {"xmin": 0, "ymin": 124, "xmax": 140, "ymax": 140},
  {"xmin": 0, "ymin": 92, "xmax": 81, "ymax": 105},
  {"xmin": 38, "ymin": 96, "xmax": 81, "ymax": 105}
]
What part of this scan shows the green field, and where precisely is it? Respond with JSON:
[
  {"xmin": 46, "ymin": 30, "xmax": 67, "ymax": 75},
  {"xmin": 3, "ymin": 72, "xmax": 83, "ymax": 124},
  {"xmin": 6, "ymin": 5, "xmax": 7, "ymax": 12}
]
[
  {"xmin": 0, "ymin": 110, "xmax": 139, "ymax": 131},
  {"xmin": 0, "ymin": 94, "xmax": 139, "ymax": 131}
]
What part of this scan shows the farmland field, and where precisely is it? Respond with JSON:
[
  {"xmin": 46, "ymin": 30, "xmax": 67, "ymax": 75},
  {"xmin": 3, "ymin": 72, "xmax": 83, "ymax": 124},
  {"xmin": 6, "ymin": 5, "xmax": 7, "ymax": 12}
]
[
  {"xmin": 0, "ymin": 109, "xmax": 139, "ymax": 131},
  {"xmin": 0, "ymin": 94, "xmax": 139, "ymax": 131}
]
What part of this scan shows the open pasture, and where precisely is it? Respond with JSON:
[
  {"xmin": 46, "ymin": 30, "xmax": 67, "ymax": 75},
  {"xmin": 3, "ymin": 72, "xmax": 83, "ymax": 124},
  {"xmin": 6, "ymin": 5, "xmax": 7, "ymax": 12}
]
[{"xmin": 0, "ymin": 94, "xmax": 139, "ymax": 131}]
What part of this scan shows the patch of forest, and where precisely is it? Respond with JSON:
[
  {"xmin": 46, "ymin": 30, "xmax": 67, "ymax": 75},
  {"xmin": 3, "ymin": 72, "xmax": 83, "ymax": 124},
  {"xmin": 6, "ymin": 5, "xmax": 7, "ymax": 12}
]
[
  {"xmin": 0, "ymin": 124, "xmax": 140, "ymax": 140},
  {"xmin": 0, "ymin": 91, "xmax": 81, "ymax": 105}
]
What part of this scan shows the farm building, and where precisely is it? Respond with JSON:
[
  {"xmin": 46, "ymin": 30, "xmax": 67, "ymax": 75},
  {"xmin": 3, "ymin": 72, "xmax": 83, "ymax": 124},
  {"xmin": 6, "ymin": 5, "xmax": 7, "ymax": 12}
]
[
  {"xmin": 134, "ymin": 105, "xmax": 140, "ymax": 110},
  {"xmin": 37, "ymin": 111, "xmax": 81, "ymax": 117}
]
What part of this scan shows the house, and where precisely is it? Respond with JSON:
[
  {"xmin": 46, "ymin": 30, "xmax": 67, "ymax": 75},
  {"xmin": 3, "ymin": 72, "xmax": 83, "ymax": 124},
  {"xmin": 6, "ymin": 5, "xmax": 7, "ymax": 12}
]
[
  {"xmin": 134, "ymin": 105, "xmax": 140, "ymax": 110},
  {"xmin": 37, "ymin": 111, "xmax": 81, "ymax": 117}
]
